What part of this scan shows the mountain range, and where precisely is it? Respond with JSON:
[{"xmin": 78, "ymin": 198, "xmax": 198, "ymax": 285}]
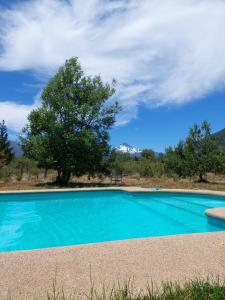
[
  {"xmin": 9, "ymin": 128, "xmax": 225, "ymax": 158},
  {"xmin": 10, "ymin": 141, "xmax": 143, "ymax": 158},
  {"xmin": 10, "ymin": 141, "xmax": 23, "ymax": 157},
  {"xmin": 214, "ymin": 128, "xmax": 225, "ymax": 147}
]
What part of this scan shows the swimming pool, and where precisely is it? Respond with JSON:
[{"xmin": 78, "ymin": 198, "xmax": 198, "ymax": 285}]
[{"xmin": 0, "ymin": 190, "xmax": 225, "ymax": 252}]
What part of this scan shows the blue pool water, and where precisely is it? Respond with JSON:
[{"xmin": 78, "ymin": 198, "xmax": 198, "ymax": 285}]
[{"xmin": 0, "ymin": 190, "xmax": 225, "ymax": 252}]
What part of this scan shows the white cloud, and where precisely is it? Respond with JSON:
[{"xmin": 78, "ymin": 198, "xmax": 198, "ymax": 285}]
[
  {"xmin": 0, "ymin": 0, "xmax": 225, "ymax": 130},
  {"xmin": 0, "ymin": 91, "xmax": 41, "ymax": 134},
  {"xmin": 0, "ymin": 100, "xmax": 37, "ymax": 133}
]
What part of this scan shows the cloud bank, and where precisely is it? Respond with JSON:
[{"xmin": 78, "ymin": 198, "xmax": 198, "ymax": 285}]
[
  {"xmin": 1, "ymin": 0, "xmax": 225, "ymax": 130},
  {"xmin": 0, "ymin": 101, "xmax": 37, "ymax": 133}
]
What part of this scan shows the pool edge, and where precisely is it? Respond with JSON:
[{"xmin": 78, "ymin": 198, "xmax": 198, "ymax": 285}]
[
  {"xmin": 1, "ymin": 186, "xmax": 225, "ymax": 196},
  {"xmin": 205, "ymin": 207, "xmax": 225, "ymax": 221}
]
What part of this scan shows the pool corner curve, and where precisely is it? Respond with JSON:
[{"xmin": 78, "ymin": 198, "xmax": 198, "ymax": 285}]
[{"xmin": 205, "ymin": 207, "xmax": 225, "ymax": 221}]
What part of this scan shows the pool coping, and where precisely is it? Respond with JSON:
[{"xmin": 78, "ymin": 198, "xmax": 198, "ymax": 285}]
[
  {"xmin": 1, "ymin": 186, "xmax": 225, "ymax": 221},
  {"xmin": 1, "ymin": 186, "xmax": 225, "ymax": 195}
]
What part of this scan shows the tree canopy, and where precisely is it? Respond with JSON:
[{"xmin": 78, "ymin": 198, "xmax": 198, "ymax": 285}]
[
  {"xmin": 22, "ymin": 57, "xmax": 121, "ymax": 184},
  {"xmin": 184, "ymin": 121, "xmax": 218, "ymax": 181},
  {"xmin": 0, "ymin": 120, "xmax": 14, "ymax": 168},
  {"xmin": 165, "ymin": 121, "xmax": 221, "ymax": 181},
  {"xmin": 140, "ymin": 149, "xmax": 156, "ymax": 161}
]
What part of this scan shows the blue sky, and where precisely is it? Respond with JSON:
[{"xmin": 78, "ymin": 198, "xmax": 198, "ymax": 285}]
[
  {"xmin": 0, "ymin": 0, "xmax": 225, "ymax": 152},
  {"xmin": 111, "ymin": 91, "xmax": 225, "ymax": 152}
]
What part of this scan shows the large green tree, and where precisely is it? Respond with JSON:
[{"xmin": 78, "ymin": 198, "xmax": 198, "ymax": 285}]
[
  {"xmin": 22, "ymin": 57, "xmax": 120, "ymax": 184},
  {"xmin": 0, "ymin": 120, "xmax": 14, "ymax": 168},
  {"xmin": 184, "ymin": 121, "xmax": 219, "ymax": 181}
]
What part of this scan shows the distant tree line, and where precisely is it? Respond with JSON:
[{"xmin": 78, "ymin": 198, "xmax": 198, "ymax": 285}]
[
  {"xmin": 0, "ymin": 122, "xmax": 40, "ymax": 181},
  {"xmin": 108, "ymin": 149, "xmax": 165, "ymax": 178},
  {"xmin": 108, "ymin": 121, "xmax": 225, "ymax": 182}
]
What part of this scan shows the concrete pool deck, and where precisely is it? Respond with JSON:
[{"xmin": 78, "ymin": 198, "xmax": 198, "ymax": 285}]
[
  {"xmin": 0, "ymin": 187, "xmax": 225, "ymax": 299},
  {"xmin": 0, "ymin": 232, "xmax": 225, "ymax": 299}
]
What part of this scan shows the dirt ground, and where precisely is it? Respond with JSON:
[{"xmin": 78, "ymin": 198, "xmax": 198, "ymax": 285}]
[{"xmin": 0, "ymin": 173, "xmax": 225, "ymax": 191}]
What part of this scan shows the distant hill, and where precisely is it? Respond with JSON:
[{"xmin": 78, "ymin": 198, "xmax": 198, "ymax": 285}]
[
  {"xmin": 10, "ymin": 141, "xmax": 23, "ymax": 157},
  {"xmin": 214, "ymin": 128, "xmax": 225, "ymax": 147}
]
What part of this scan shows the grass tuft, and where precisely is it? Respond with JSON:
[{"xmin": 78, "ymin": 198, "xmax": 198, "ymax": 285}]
[{"xmin": 3, "ymin": 277, "xmax": 225, "ymax": 300}]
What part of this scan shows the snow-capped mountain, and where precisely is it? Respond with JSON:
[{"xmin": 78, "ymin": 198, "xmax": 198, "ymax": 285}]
[{"xmin": 115, "ymin": 143, "xmax": 142, "ymax": 156}]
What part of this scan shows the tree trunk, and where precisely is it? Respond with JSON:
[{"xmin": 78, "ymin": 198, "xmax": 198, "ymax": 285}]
[
  {"xmin": 56, "ymin": 169, "xmax": 71, "ymax": 185},
  {"xmin": 44, "ymin": 167, "xmax": 48, "ymax": 179},
  {"xmin": 199, "ymin": 173, "xmax": 207, "ymax": 182}
]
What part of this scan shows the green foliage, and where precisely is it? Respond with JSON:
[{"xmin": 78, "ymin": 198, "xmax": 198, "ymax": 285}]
[
  {"xmin": 108, "ymin": 150, "xmax": 134, "ymax": 174},
  {"xmin": 165, "ymin": 141, "xmax": 187, "ymax": 178},
  {"xmin": 10, "ymin": 157, "xmax": 40, "ymax": 179},
  {"xmin": 150, "ymin": 161, "xmax": 165, "ymax": 177},
  {"xmin": 0, "ymin": 150, "xmax": 5, "ymax": 169},
  {"xmin": 140, "ymin": 149, "xmax": 156, "ymax": 161},
  {"xmin": 0, "ymin": 120, "xmax": 14, "ymax": 168},
  {"xmin": 22, "ymin": 57, "xmax": 120, "ymax": 184},
  {"xmin": 6, "ymin": 277, "xmax": 225, "ymax": 299},
  {"xmin": 138, "ymin": 161, "xmax": 154, "ymax": 177},
  {"xmin": 137, "ymin": 160, "xmax": 164, "ymax": 178},
  {"xmin": 215, "ymin": 147, "xmax": 225, "ymax": 175},
  {"xmin": 0, "ymin": 164, "xmax": 12, "ymax": 181},
  {"xmin": 184, "ymin": 121, "xmax": 219, "ymax": 181},
  {"xmin": 21, "ymin": 134, "xmax": 53, "ymax": 173},
  {"xmin": 108, "ymin": 149, "xmax": 164, "ymax": 178},
  {"xmin": 0, "ymin": 157, "xmax": 40, "ymax": 181},
  {"xmin": 165, "ymin": 121, "xmax": 221, "ymax": 181}
]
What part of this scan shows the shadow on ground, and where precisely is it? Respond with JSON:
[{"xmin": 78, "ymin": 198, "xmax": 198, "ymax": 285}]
[{"xmin": 35, "ymin": 181, "xmax": 124, "ymax": 189}]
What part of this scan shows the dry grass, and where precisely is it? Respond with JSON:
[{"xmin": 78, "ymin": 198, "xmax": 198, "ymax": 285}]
[
  {"xmin": 4, "ymin": 277, "xmax": 225, "ymax": 300},
  {"xmin": 124, "ymin": 175, "xmax": 225, "ymax": 192},
  {"xmin": 0, "ymin": 173, "xmax": 225, "ymax": 191}
]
